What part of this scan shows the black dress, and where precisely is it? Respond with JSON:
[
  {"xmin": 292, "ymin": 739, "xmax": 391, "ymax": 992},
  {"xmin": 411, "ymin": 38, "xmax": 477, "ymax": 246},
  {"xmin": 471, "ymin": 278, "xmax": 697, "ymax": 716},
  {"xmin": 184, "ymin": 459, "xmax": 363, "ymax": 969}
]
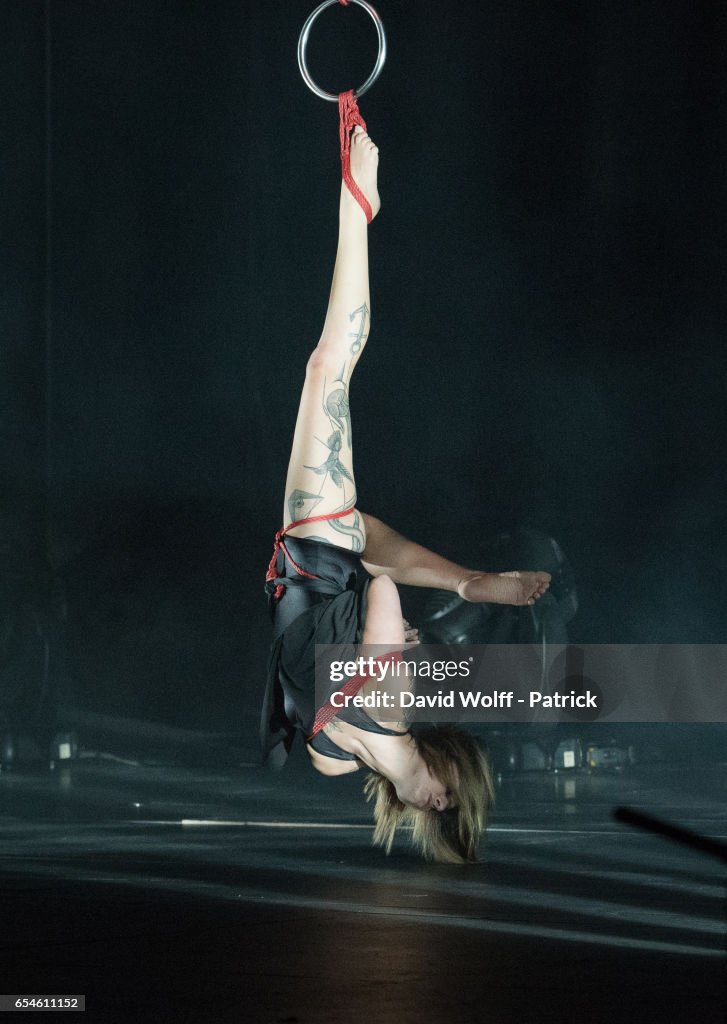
[{"xmin": 261, "ymin": 536, "xmax": 371, "ymax": 769}]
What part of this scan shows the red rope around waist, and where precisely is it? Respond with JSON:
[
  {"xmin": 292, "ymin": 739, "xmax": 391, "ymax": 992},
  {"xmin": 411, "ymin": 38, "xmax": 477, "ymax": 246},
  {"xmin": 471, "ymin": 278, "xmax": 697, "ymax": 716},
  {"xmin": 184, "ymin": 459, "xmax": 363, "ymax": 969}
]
[{"xmin": 265, "ymin": 506, "xmax": 356, "ymax": 601}]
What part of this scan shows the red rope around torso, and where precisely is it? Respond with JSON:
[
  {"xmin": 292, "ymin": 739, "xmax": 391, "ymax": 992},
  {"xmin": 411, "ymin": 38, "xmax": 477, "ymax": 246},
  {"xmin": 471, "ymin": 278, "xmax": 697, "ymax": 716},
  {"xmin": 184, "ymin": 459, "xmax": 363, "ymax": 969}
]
[
  {"xmin": 266, "ymin": 506, "xmax": 357, "ymax": 601},
  {"xmin": 308, "ymin": 650, "xmax": 403, "ymax": 740}
]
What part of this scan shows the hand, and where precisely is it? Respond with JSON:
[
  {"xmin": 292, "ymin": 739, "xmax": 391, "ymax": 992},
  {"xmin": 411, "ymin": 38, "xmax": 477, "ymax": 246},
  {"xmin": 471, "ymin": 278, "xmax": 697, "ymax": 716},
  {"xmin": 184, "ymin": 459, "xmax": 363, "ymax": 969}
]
[{"xmin": 402, "ymin": 618, "xmax": 420, "ymax": 643}]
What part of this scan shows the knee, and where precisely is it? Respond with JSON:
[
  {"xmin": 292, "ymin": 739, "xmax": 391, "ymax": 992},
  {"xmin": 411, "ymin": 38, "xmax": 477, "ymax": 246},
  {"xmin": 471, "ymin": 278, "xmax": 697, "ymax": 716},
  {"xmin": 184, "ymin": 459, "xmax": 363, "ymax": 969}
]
[
  {"xmin": 368, "ymin": 574, "xmax": 398, "ymax": 601},
  {"xmin": 367, "ymin": 574, "xmax": 403, "ymax": 621},
  {"xmin": 363, "ymin": 574, "xmax": 405, "ymax": 646},
  {"xmin": 306, "ymin": 342, "xmax": 341, "ymax": 378}
]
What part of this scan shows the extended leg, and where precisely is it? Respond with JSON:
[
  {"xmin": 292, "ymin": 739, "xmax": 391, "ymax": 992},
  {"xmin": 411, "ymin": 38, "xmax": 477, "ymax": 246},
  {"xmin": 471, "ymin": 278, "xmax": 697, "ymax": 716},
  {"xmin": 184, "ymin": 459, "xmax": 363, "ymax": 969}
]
[
  {"xmin": 360, "ymin": 513, "xmax": 552, "ymax": 606},
  {"xmin": 283, "ymin": 128, "xmax": 381, "ymax": 551}
]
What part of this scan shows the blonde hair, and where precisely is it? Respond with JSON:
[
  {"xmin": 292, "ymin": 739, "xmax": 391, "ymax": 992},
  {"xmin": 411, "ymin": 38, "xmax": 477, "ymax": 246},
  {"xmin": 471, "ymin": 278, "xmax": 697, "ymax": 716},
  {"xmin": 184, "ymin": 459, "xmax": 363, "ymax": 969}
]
[{"xmin": 363, "ymin": 726, "xmax": 495, "ymax": 864}]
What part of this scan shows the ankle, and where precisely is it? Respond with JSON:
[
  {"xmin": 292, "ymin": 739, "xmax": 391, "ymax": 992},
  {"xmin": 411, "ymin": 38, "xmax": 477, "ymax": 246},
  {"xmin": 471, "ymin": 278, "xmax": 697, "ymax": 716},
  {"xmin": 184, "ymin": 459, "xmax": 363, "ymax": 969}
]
[
  {"xmin": 339, "ymin": 185, "xmax": 370, "ymax": 226},
  {"xmin": 457, "ymin": 572, "xmax": 486, "ymax": 601}
]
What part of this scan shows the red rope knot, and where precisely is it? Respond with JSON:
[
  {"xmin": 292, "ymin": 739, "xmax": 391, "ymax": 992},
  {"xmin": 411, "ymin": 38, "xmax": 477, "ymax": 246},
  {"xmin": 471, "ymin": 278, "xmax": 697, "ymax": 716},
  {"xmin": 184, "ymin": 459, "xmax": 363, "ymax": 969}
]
[
  {"xmin": 265, "ymin": 506, "xmax": 357, "ymax": 603},
  {"xmin": 265, "ymin": 529, "xmax": 286, "ymax": 601},
  {"xmin": 265, "ymin": 528, "xmax": 318, "ymax": 601},
  {"xmin": 265, "ymin": 528, "xmax": 284, "ymax": 584},
  {"xmin": 338, "ymin": 90, "xmax": 373, "ymax": 223}
]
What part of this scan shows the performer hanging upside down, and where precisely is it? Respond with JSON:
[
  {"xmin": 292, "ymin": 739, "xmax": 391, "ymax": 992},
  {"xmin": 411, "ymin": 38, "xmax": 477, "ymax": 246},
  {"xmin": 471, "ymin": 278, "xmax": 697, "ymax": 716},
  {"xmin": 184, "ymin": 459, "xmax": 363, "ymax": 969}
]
[{"xmin": 263, "ymin": 125, "xmax": 551, "ymax": 863}]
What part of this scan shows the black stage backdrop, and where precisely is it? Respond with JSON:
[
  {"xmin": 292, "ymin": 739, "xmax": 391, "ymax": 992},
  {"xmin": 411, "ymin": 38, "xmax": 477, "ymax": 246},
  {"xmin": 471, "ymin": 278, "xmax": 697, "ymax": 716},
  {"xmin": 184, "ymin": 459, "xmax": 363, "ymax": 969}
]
[{"xmin": 2, "ymin": 1, "xmax": 725, "ymax": 731}]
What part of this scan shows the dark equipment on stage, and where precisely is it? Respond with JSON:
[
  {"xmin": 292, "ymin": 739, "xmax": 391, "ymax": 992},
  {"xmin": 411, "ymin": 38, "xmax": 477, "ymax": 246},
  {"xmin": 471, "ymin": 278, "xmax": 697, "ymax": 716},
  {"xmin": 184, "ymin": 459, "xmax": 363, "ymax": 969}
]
[
  {"xmin": 419, "ymin": 529, "xmax": 603, "ymax": 775},
  {"xmin": 487, "ymin": 735, "xmax": 591, "ymax": 773},
  {"xmin": 485, "ymin": 733, "xmax": 636, "ymax": 775},
  {"xmin": 553, "ymin": 737, "xmax": 583, "ymax": 771},
  {"xmin": 419, "ymin": 527, "xmax": 578, "ymax": 647},
  {"xmin": 519, "ymin": 740, "xmax": 549, "ymax": 771},
  {"xmin": 0, "ymin": 571, "xmax": 72, "ymax": 770},
  {"xmin": 586, "ymin": 740, "xmax": 636, "ymax": 771}
]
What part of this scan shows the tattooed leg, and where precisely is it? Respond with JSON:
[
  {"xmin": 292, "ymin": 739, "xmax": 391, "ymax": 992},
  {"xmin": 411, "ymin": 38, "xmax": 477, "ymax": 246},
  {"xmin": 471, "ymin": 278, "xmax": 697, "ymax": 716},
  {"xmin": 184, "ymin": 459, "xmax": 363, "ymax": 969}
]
[
  {"xmin": 325, "ymin": 384, "xmax": 352, "ymax": 449},
  {"xmin": 328, "ymin": 509, "xmax": 365, "ymax": 553},
  {"xmin": 281, "ymin": 127, "xmax": 380, "ymax": 549},
  {"xmin": 287, "ymin": 489, "xmax": 324, "ymax": 526},
  {"xmin": 304, "ymin": 430, "xmax": 353, "ymax": 487},
  {"xmin": 314, "ymin": 127, "xmax": 378, "ymax": 372}
]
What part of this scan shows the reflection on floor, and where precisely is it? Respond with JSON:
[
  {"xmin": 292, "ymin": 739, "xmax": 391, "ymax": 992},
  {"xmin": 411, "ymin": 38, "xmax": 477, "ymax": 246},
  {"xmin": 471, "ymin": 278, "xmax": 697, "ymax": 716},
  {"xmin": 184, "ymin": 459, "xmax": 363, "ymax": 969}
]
[{"xmin": 1, "ymin": 721, "xmax": 725, "ymax": 1024}]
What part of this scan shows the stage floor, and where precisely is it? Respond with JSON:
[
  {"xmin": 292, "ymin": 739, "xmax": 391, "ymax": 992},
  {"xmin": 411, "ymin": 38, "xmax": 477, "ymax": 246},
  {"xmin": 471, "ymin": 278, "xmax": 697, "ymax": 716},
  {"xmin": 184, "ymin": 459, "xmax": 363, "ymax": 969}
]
[{"xmin": 1, "ymin": 722, "xmax": 725, "ymax": 1024}]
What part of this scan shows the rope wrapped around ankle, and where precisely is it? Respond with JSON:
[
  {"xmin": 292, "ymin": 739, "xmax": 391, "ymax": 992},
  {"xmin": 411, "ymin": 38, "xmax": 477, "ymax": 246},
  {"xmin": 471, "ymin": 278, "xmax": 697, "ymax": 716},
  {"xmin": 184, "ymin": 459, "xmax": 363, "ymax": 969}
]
[{"xmin": 338, "ymin": 89, "xmax": 373, "ymax": 223}]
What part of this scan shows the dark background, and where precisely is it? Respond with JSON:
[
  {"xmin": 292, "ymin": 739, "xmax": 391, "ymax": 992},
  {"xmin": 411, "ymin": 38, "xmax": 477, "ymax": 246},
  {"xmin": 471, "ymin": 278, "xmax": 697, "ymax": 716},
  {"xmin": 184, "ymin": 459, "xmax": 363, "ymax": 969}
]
[{"xmin": 2, "ymin": 0, "xmax": 725, "ymax": 734}]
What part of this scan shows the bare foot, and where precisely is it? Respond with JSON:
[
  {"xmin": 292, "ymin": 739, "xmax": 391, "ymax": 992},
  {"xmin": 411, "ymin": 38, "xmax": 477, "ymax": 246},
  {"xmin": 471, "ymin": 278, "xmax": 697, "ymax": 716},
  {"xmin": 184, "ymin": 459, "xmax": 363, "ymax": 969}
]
[
  {"xmin": 457, "ymin": 571, "xmax": 552, "ymax": 607},
  {"xmin": 345, "ymin": 125, "xmax": 380, "ymax": 220}
]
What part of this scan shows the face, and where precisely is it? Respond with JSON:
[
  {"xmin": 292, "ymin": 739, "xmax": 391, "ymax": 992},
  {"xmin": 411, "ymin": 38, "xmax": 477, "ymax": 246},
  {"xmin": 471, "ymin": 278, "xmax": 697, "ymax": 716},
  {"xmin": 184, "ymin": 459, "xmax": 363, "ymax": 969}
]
[{"xmin": 395, "ymin": 763, "xmax": 456, "ymax": 813}]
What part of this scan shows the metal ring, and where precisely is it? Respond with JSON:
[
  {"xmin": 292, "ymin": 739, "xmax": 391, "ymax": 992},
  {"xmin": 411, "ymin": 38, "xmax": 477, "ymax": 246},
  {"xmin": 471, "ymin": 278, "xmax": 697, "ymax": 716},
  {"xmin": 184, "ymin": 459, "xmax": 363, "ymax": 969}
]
[{"xmin": 298, "ymin": 0, "xmax": 387, "ymax": 102}]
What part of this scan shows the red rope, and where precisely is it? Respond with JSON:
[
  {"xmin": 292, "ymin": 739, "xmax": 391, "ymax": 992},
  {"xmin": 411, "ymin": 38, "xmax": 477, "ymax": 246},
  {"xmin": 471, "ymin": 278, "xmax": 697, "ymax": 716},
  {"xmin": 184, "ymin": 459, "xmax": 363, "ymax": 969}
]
[
  {"xmin": 338, "ymin": 90, "xmax": 373, "ymax": 224},
  {"xmin": 308, "ymin": 651, "xmax": 403, "ymax": 739},
  {"xmin": 266, "ymin": 505, "xmax": 357, "ymax": 601}
]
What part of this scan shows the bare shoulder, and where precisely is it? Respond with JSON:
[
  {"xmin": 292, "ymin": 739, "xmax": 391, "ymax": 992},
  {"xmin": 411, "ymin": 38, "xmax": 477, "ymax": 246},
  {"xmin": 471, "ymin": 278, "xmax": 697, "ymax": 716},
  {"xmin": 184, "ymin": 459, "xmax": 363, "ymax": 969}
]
[{"xmin": 306, "ymin": 742, "xmax": 362, "ymax": 776}]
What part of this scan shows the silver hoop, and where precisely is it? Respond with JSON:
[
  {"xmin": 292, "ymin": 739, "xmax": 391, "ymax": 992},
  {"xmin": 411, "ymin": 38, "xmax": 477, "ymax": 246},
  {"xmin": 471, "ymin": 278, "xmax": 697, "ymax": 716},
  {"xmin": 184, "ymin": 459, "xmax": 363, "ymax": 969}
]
[{"xmin": 297, "ymin": 0, "xmax": 387, "ymax": 102}]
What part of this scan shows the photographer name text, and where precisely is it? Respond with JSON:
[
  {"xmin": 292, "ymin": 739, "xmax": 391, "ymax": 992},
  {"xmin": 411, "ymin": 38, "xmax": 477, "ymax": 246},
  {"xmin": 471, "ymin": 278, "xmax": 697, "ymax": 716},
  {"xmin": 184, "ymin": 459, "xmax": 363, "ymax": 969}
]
[{"xmin": 329, "ymin": 689, "xmax": 598, "ymax": 710}]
